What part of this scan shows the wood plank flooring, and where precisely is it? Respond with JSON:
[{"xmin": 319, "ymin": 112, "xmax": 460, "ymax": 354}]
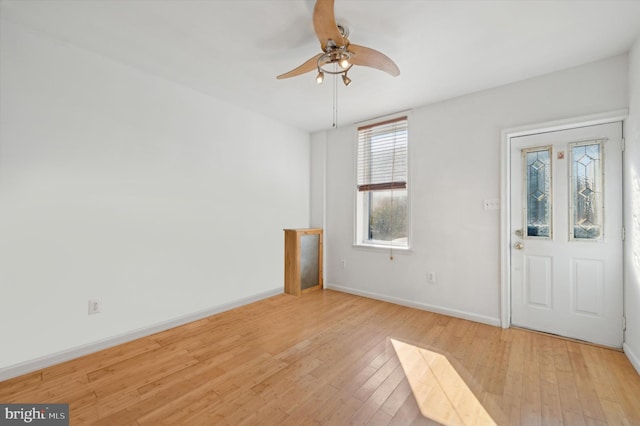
[{"xmin": 1, "ymin": 290, "xmax": 640, "ymax": 425}]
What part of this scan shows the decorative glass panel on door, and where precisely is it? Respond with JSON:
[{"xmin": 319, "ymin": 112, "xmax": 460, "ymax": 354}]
[
  {"xmin": 569, "ymin": 140, "xmax": 604, "ymax": 240},
  {"xmin": 523, "ymin": 146, "xmax": 552, "ymax": 238}
]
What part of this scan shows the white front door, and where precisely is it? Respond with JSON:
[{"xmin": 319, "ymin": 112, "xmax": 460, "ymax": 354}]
[{"xmin": 510, "ymin": 122, "xmax": 623, "ymax": 347}]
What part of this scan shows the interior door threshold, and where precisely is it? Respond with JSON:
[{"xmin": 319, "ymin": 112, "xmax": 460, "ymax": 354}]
[{"xmin": 511, "ymin": 326, "xmax": 623, "ymax": 352}]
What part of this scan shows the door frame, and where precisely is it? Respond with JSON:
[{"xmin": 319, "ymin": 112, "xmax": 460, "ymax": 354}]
[{"xmin": 500, "ymin": 109, "xmax": 628, "ymax": 329}]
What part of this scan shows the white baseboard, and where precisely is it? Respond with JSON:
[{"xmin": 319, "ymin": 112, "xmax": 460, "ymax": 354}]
[
  {"xmin": 624, "ymin": 342, "xmax": 640, "ymax": 376},
  {"xmin": 0, "ymin": 287, "xmax": 282, "ymax": 382},
  {"xmin": 325, "ymin": 283, "xmax": 501, "ymax": 327}
]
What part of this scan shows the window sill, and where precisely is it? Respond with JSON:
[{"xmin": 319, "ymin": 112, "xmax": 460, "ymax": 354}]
[{"xmin": 352, "ymin": 243, "xmax": 413, "ymax": 254}]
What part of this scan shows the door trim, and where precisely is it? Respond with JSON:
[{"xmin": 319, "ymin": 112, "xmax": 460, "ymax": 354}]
[{"xmin": 500, "ymin": 109, "xmax": 628, "ymax": 329}]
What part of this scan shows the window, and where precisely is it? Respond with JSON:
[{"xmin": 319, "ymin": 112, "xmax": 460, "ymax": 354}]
[{"xmin": 356, "ymin": 115, "xmax": 409, "ymax": 248}]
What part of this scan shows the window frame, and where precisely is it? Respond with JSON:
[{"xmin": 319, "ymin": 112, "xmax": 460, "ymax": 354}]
[{"xmin": 353, "ymin": 112, "xmax": 411, "ymax": 251}]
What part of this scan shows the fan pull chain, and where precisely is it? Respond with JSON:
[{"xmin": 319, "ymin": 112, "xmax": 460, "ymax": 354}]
[{"xmin": 332, "ymin": 63, "xmax": 338, "ymax": 128}]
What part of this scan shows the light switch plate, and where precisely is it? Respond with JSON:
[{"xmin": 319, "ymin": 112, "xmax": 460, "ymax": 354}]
[{"xmin": 483, "ymin": 198, "xmax": 500, "ymax": 210}]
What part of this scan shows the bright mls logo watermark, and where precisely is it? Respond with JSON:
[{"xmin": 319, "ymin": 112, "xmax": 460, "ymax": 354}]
[{"xmin": 0, "ymin": 404, "xmax": 68, "ymax": 425}]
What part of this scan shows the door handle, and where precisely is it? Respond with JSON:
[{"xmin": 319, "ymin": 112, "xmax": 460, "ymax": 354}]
[{"xmin": 514, "ymin": 242, "xmax": 524, "ymax": 250}]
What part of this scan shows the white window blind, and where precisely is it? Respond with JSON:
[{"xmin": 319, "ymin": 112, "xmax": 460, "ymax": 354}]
[{"xmin": 357, "ymin": 116, "xmax": 408, "ymax": 192}]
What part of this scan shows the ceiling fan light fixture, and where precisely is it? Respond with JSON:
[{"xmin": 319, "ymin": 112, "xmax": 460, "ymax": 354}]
[
  {"xmin": 316, "ymin": 71, "xmax": 325, "ymax": 84},
  {"xmin": 318, "ymin": 49, "xmax": 352, "ymax": 74}
]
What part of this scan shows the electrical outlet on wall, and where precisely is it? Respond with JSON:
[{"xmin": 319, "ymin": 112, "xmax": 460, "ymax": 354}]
[
  {"xmin": 88, "ymin": 298, "xmax": 102, "ymax": 315},
  {"xmin": 427, "ymin": 272, "xmax": 436, "ymax": 283}
]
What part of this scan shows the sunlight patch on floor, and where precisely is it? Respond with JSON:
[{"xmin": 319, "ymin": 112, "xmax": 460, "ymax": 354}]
[{"xmin": 391, "ymin": 338, "xmax": 496, "ymax": 426}]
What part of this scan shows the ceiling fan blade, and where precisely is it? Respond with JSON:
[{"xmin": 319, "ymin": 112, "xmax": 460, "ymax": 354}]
[
  {"xmin": 349, "ymin": 44, "xmax": 400, "ymax": 77},
  {"xmin": 277, "ymin": 53, "xmax": 323, "ymax": 79},
  {"xmin": 313, "ymin": 0, "xmax": 344, "ymax": 50}
]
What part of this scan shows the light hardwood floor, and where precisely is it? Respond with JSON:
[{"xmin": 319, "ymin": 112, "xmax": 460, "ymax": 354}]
[{"xmin": 1, "ymin": 290, "xmax": 640, "ymax": 425}]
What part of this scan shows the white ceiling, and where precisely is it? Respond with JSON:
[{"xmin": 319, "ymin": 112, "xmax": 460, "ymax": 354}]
[{"xmin": 2, "ymin": 0, "xmax": 640, "ymax": 133}]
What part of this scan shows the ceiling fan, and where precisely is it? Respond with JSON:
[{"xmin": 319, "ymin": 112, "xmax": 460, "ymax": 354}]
[{"xmin": 277, "ymin": 0, "xmax": 400, "ymax": 86}]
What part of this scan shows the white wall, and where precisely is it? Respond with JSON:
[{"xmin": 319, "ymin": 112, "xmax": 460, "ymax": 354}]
[
  {"xmin": 624, "ymin": 36, "xmax": 640, "ymax": 373},
  {"xmin": 0, "ymin": 21, "xmax": 310, "ymax": 375},
  {"xmin": 310, "ymin": 132, "xmax": 326, "ymax": 230},
  {"xmin": 315, "ymin": 55, "xmax": 628, "ymax": 326}
]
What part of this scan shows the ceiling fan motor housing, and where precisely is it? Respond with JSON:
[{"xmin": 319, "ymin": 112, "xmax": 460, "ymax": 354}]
[{"xmin": 337, "ymin": 24, "xmax": 349, "ymax": 39}]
